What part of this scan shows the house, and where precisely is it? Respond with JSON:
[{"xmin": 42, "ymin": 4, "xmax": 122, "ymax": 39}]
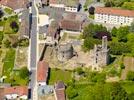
[
  {"xmin": 37, "ymin": 60, "xmax": 49, "ymax": 86},
  {"xmin": 1, "ymin": 86, "xmax": 28, "ymax": 100},
  {"xmin": 49, "ymin": 0, "xmax": 79, "ymax": 12},
  {"xmin": 54, "ymin": 81, "xmax": 66, "ymax": 100},
  {"xmin": 46, "ymin": 21, "xmax": 60, "ymax": 45},
  {"xmin": 95, "ymin": 7, "xmax": 134, "ymax": 26},
  {"xmin": 0, "ymin": 0, "xmax": 29, "ymax": 13},
  {"xmin": 60, "ymin": 12, "xmax": 86, "ymax": 33}
]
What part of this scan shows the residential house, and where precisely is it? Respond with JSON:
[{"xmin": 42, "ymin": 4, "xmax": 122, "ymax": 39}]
[
  {"xmin": 49, "ymin": 0, "xmax": 79, "ymax": 12},
  {"xmin": 37, "ymin": 60, "xmax": 49, "ymax": 86},
  {"xmin": 60, "ymin": 12, "xmax": 86, "ymax": 33},
  {"xmin": 95, "ymin": 7, "xmax": 134, "ymax": 26},
  {"xmin": 54, "ymin": 81, "xmax": 66, "ymax": 100},
  {"xmin": 0, "ymin": 0, "xmax": 29, "ymax": 13},
  {"xmin": 46, "ymin": 21, "xmax": 60, "ymax": 45},
  {"xmin": 0, "ymin": 86, "xmax": 28, "ymax": 100}
]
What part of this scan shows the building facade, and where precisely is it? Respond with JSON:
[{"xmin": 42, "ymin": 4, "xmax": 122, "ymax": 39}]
[{"xmin": 95, "ymin": 7, "xmax": 134, "ymax": 26}]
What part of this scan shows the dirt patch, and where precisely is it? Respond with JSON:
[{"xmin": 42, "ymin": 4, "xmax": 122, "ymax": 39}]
[{"xmin": 38, "ymin": 94, "xmax": 55, "ymax": 100}]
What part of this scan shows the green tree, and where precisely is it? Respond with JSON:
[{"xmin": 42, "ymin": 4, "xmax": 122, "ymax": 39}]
[
  {"xmin": 129, "ymin": 21, "xmax": 134, "ymax": 33},
  {"xmin": 111, "ymin": 27, "xmax": 117, "ymax": 37},
  {"xmin": 109, "ymin": 41, "xmax": 131, "ymax": 55},
  {"xmin": 3, "ymin": 39, "xmax": 11, "ymax": 48},
  {"xmin": 116, "ymin": 26, "xmax": 129, "ymax": 42},
  {"xmin": 66, "ymin": 86, "xmax": 78, "ymax": 99},
  {"xmin": 19, "ymin": 67, "xmax": 29, "ymax": 79},
  {"xmin": 127, "ymin": 71, "xmax": 134, "ymax": 81},
  {"xmin": 110, "ymin": 83, "xmax": 129, "ymax": 100},
  {"xmin": 122, "ymin": 2, "xmax": 134, "ymax": 10},
  {"xmin": 75, "ymin": 67, "xmax": 84, "ymax": 75}
]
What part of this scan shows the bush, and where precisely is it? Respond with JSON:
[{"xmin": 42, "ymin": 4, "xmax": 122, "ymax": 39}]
[
  {"xmin": 120, "ymin": 63, "xmax": 125, "ymax": 69},
  {"xmin": 19, "ymin": 67, "xmax": 29, "ymax": 79},
  {"xmin": 66, "ymin": 86, "xmax": 78, "ymax": 99},
  {"xmin": 127, "ymin": 71, "xmax": 134, "ymax": 81},
  {"xmin": 10, "ymin": 21, "xmax": 19, "ymax": 32},
  {"xmin": 75, "ymin": 67, "xmax": 84, "ymax": 75},
  {"xmin": 88, "ymin": 6, "xmax": 95, "ymax": 15}
]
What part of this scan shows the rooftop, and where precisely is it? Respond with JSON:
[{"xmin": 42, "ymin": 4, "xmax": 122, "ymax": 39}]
[
  {"xmin": 37, "ymin": 60, "xmax": 49, "ymax": 82},
  {"xmin": 95, "ymin": 7, "xmax": 134, "ymax": 17},
  {"xmin": 49, "ymin": 0, "xmax": 79, "ymax": 7},
  {"xmin": 0, "ymin": 0, "xmax": 29, "ymax": 10},
  {"xmin": 54, "ymin": 81, "xmax": 65, "ymax": 100},
  {"xmin": 4, "ymin": 86, "xmax": 28, "ymax": 95}
]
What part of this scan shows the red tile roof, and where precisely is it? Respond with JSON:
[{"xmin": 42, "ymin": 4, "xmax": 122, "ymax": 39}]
[
  {"xmin": 37, "ymin": 60, "xmax": 49, "ymax": 82},
  {"xmin": 4, "ymin": 86, "xmax": 28, "ymax": 96},
  {"xmin": 0, "ymin": 0, "xmax": 28, "ymax": 10},
  {"xmin": 60, "ymin": 19, "xmax": 81, "ymax": 31},
  {"xmin": 95, "ymin": 7, "xmax": 134, "ymax": 17}
]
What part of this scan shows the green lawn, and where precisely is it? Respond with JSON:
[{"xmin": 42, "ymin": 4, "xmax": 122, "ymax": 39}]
[
  {"xmin": 2, "ymin": 48, "xmax": 15, "ymax": 77},
  {"xmin": 122, "ymin": 82, "xmax": 134, "ymax": 94},
  {"xmin": 48, "ymin": 68, "xmax": 72, "ymax": 85},
  {"xmin": 4, "ymin": 8, "xmax": 13, "ymax": 14},
  {"xmin": 2, "ymin": 49, "xmax": 29, "ymax": 85},
  {"xmin": 4, "ymin": 15, "xmax": 19, "ymax": 34}
]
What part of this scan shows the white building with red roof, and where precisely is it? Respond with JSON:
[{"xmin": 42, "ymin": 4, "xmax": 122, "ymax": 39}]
[
  {"xmin": 95, "ymin": 7, "xmax": 134, "ymax": 26},
  {"xmin": 37, "ymin": 60, "xmax": 49, "ymax": 86},
  {"xmin": 2, "ymin": 86, "xmax": 28, "ymax": 100}
]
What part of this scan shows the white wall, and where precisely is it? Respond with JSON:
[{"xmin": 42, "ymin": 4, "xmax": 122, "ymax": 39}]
[
  {"xmin": 50, "ymin": 4, "xmax": 65, "ymax": 8},
  {"xmin": 38, "ymin": 82, "xmax": 47, "ymax": 86},
  {"xmin": 95, "ymin": 13, "xmax": 134, "ymax": 26},
  {"xmin": 65, "ymin": 7, "xmax": 77, "ymax": 12}
]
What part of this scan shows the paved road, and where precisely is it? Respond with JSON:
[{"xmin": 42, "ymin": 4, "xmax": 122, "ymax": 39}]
[{"xmin": 29, "ymin": 0, "xmax": 38, "ymax": 100}]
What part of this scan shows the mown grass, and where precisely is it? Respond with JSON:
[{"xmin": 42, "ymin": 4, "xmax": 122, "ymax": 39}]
[
  {"xmin": 48, "ymin": 68, "xmax": 72, "ymax": 85},
  {"xmin": 2, "ymin": 48, "xmax": 15, "ymax": 77}
]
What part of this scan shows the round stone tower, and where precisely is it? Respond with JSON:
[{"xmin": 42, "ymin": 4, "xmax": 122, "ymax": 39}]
[{"xmin": 57, "ymin": 42, "xmax": 73, "ymax": 62}]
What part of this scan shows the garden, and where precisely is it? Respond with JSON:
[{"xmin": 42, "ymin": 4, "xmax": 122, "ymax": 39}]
[
  {"xmin": 2, "ymin": 49, "xmax": 29, "ymax": 85},
  {"xmin": 48, "ymin": 68, "xmax": 72, "ymax": 85}
]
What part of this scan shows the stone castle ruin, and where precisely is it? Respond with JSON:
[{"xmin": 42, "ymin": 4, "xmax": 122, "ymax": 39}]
[
  {"xmin": 89, "ymin": 36, "xmax": 109, "ymax": 71},
  {"xmin": 57, "ymin": 42, "xmax": 74, "ymax": 62}
]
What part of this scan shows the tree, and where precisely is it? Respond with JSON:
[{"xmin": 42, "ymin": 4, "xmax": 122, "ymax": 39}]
[
  {"xmin": 18, "ymin": 38, "xmax": 29, "ymax": 47},
  {"xmin": 129, "ymin": 21, "xmax": 134, "ymax": 33},
  {"xmin": 19, "ymin": 67, "xmax": 29, "ymax": 79},
  {"xmin": 66, "ymin": 86, "xmax": 78, "ymax": 99},
  {"xmin": 3, "ymin": 39, "xmax": 11, "ymax": 48},
  {"xmin": 127, "ymin": 71, "xmax": 134, "ymax": 81},
  {"xmin": 88, "ymin": 6, "xmax": 95, "ymax": 15},
  {"xmin": 111, "ymin": 27, "xmax": 117, "ymax": 37},
  {"xmin": 75, "ymin": 67, "xmax": 84, "ymax": 75},
  {"xmin": 10, "ymin": 21, "xmax": 19, "ymax": 32},
  {"xmin": 82, "ymin": 37, "xmax": 100, "ymax": 52},
  {"xmin": 116, "ymin": 26, "xmax": 129, "ymax": 42},
  {"xmin": 110, "ymin": 83, "xmax": 129, "ymax": 100},
  {"xmin": 0, "ymin": 10, "xmax": 4, "ymax": 18},
  {"xmin": 122, "ymin": 2, "xmax": 134, "ymax": 10},
  {"xmin": 109, "ymin": 41, "xmax": 131, "ymax": 55}
]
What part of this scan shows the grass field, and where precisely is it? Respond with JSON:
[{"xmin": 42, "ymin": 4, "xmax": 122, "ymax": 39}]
[
  {"xmin": 2, "ymin": 48, "xmax": 15, "ymax": 76},
  {"xmin": 48, "ymin": 68, "xmax": 72, "ymax": 85},
  {"xmin": 4, "ymin": 8, "xmax": 13, "ymax": 14},
  {"xmin": 4, "ymin": 15, "xmax": 19, "ymax": 34},
  {"xmin": 122, "ymin": 82, "xmax": 134, "ymax": 94}
]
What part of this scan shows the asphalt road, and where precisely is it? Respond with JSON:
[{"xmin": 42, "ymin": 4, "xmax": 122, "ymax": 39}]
[{"xmin": 29, "ymin": 0, "xmax": 38, "ymax": 100}]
